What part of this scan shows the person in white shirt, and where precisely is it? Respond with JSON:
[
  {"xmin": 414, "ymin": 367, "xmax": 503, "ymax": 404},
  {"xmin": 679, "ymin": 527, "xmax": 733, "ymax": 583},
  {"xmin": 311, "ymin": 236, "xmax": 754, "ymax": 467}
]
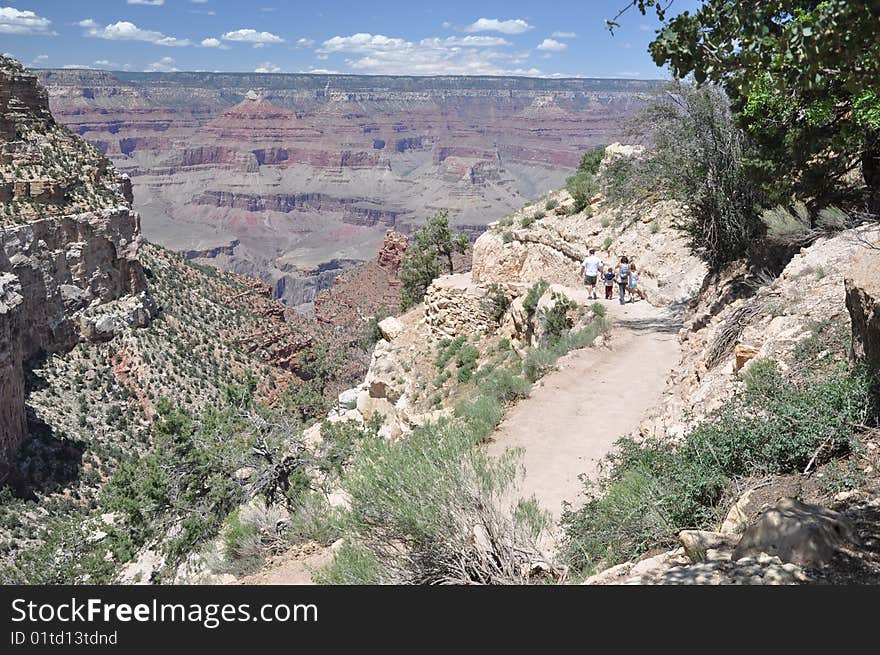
[{"xmin": 581, "ymin": 249, "xmax": 603, "ymax": 300}]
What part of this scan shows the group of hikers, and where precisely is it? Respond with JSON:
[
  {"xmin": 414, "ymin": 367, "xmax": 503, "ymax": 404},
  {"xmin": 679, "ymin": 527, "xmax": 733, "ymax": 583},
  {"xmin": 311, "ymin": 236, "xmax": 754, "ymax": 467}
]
[{"xmin": 580, "ymin": 249, "xmax": 645, "ymax": 304}]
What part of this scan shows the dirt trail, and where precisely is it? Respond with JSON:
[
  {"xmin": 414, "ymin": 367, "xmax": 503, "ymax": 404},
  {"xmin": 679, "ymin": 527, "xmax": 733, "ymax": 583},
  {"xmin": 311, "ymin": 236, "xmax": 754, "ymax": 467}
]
[
  {"xmin": 239, "ymin": 294, "xmax": 681, "ymax": 584},
  {"xmin": 487, "ymin": 294, "xmax": 681, "ymax": 522}
]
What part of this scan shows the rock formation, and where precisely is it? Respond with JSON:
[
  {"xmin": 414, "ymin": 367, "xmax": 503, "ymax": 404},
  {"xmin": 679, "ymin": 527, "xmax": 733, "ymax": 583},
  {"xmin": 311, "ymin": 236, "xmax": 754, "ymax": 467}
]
[
  {"xmin": 37, "ymin": 69, "xmax": 658, "ymax": 311},
  {"xmin": 846, "ymin": 246, "xmax": 880, "ymax": 371},
  {"xmin": 0, "ymin": 56, "xmax": 153, "ymax": 471}
]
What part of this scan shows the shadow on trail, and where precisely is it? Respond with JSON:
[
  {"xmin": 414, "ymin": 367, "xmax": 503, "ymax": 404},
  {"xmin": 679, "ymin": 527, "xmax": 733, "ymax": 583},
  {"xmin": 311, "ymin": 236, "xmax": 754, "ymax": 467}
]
[{"xmin": 615, "ymin": 313, "xmax": 682, "ymax": 335}]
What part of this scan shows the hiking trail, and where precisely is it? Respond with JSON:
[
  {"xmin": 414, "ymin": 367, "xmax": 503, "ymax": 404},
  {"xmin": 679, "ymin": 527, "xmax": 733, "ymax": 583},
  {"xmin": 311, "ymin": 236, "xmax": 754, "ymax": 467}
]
[
  {"xmin": 486, "ymin": 291, "xmax": 682, "ymax": 523},
  {"xmin": 239, "ymin": 292, "xmax": 682, "ymax": 584}
]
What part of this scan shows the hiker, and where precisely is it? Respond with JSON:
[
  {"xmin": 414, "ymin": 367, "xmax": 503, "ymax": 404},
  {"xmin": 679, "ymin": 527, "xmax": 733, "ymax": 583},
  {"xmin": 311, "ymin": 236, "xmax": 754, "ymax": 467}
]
[
  {"xmin": 628, "ymin": 263, "xmax": 645, "ymax": 302},
  {"xmin": 603, "ymin": 265, "xmax": 615, "ymax": 300},
  {"xmin": 581, "ymin": 248, "xmax": 603, "ymax": 300},
  {"xmin": 616, "ymin": 256, "xmax": 630, "ymax": 305}
]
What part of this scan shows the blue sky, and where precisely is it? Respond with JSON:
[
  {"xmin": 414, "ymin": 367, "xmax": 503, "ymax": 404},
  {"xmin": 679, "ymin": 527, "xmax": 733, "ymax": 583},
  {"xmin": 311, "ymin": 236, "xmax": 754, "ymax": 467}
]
[{"xmin": 0, "ymin": 1, "xmax": 700, "ymax": 77}]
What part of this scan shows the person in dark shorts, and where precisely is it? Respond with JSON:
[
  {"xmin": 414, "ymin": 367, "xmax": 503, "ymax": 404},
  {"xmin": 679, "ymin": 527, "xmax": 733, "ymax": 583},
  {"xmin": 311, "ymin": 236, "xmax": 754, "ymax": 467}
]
[{"xmin": 581, "ymin": 248, "xmax": 603, "ymax": 300}]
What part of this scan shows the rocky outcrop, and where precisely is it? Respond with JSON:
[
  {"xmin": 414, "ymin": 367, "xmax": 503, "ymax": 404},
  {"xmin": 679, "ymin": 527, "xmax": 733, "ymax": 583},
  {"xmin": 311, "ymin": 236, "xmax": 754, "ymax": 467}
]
[
  {"xmin": 0, "ymin": 208, "xmax": 151, "ymax": 358},
  {"xmin": 732, "ymin": 498, "xmax": 858, "ymax": 568},
  {"xmin": 423, "ymin": 273, "xmax": 504, "ymax": 338},
  {"xmin": 643, "ymin": 224, "xmax": 880, "ymax": 439},
  {"xmin": 0, "ymin": 57, "xmax": 154, "ymax": 471},
  {"xmin": 376, "ymin": 230, "xmax": 407, "ymax": 273},
  {"xmin": 846, "ymin": 247, "xmax": 880, "ymax": 372},
  {"xmin": 0, "ymin": 274, "xmax": 26, "ymax": 480},
  {"xmin": 472, "ymin": 156, "xmax": 707, "ymax": 308}
]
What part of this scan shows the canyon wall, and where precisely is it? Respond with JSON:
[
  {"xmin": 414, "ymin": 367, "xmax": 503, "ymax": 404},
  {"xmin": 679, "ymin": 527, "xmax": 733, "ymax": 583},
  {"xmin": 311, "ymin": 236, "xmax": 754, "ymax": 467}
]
[
  {"xmin": 1, "ymin": 58, "xmax": 153, "ymax": 474},
  {"xmin": 37, "ymin": 69, "xmax": 659, "ymax": 309}
]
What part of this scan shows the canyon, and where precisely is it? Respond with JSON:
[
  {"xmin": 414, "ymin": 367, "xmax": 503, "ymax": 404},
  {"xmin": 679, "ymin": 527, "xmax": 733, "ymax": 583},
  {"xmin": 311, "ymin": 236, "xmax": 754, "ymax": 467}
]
[{"xmin": 37, "ymin": 69, "xmax": 658, "ymax": 309}]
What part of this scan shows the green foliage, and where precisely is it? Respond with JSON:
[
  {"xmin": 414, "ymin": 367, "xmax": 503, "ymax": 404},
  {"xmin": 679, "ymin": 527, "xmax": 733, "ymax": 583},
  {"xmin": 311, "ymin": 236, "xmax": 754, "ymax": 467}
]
[
  {"xmin": 579, "ymin": 145, "xmax": 606, "ymax": 175},
  {"xmin": 627, "ymin": 0, "xmax": 880, "ymax": 210},
  {"xmin": 102, "ymin": 398, "xmax": 308, "ymax": 565},
  {"xmin": 221, "ymin": 510, "xmax": 260, "ymax": 561},
  {"xmin": 481, "ymin": 283, "xmax": 512, "ymax": 323},
  {"xmin": 620, "ymin": 81, "xmax": 766, "ymax": 270},
  {"xmin": 523, "ymin": 319, "xmax": 609, "ymax": 383},
  {"xmin": 561, "ymin": 362, "xmax": 873, "ymax": 575},
  {"xmin": 539, "ymin": 292, "xmax": 577, "ymax": 346},
  {"xmin": 566, "ymin": 170, "xmax": 598, "ymax": 214},
  {"xmin": 318, "ymin": 419, "xmax": 551, "ymax": 584},
  {"xmin": 522, "ymin": 280, "xmax": 549, "ymax": 316},
  {"xmin": 436, "ymin": 335, "xmax": 466, "ymax": 370},
  {"xmin": 399, "ymin": 211, "xmax": 470, "ymax": 310},
  {"xmin": 455, "ymin": 344, "xmax": 480, "ymax": 383},
  {"xmin": 521, "ymin": 214, "xmax": 536, "ymax": 228},
  {"xmin": 545, "ymin": 198, "xmax": 559, "ymax": 211}
]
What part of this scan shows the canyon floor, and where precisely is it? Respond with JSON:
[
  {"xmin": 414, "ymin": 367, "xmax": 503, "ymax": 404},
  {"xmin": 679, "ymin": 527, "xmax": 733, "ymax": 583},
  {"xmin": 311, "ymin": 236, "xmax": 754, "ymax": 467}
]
[{"xmin": 239, "ymin": 293, "xmax": 683, "ymax": 584}]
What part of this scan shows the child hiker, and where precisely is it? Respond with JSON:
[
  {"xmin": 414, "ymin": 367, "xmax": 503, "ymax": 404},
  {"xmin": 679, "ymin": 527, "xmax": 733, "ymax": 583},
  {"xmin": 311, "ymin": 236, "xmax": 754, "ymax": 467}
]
[{"xmin": 603, "ymin": 266, "xmax": 615, "ymax": 300}]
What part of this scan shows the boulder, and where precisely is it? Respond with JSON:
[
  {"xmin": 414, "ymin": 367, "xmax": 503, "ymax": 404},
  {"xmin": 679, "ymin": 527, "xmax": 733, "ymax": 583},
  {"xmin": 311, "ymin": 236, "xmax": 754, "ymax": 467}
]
[
  {"xmin": 734, "ymin": 343, "xmax": 760, "ymax": 372},
  {"xmin": 732, "ymin": 497, "xmax": 857, "ymax": 568},
  {"xmin": 377, "ymin": 316, "xmax": 404, "ymax": 341},
  {"xmin": 845, "ymin": 248, "xmax": 880, "ymax": 372},
  {"xmin": 678, "ymin": 530, "xmax": 739, "ymax": 563}
]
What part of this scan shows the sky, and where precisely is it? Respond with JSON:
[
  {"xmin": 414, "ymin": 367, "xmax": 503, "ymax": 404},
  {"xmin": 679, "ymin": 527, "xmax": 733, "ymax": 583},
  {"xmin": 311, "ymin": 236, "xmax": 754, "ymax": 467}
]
[{"xmin": 0, "ymin": 0, "xmax": 700, "ymax": 78}]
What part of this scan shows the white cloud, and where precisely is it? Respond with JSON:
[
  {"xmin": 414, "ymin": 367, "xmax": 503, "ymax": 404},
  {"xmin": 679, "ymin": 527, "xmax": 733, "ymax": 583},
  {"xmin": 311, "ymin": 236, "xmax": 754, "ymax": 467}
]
[
  {"xmin": 200, "ymin": 37, "xmax": 221, "ymax": 47},
  {"xmin": 318, "ymin": 32, "xmax": 544, "ymax": 76},
  {"xmin": 222, "ymin": 28, "xmax": 284, "ymax": 45},
  {"xmin": 296, "ymin": 37, "xmax": 315, "ymax": 47},
  {"xmin": 551, "ymin": 31, "xmax": 576, "ymax": 38},
  {"xmin": 81, "ymin": 20, "xmax": 191, "ymax": 46},
  {"xmin": 301, "ymin": 67, "xmax": 339, "ymax": 75},
  {"xmin": 463, "ymin": 18, "xmax": 533, "ymax": 35},
  {"xmin": 34, "ymin": 54, "xmax": 48, "ymax": 61},
  {"xmin": 93, "ymin": 59, "xmax": 117, "ymax": 67},
  {"xmin": 536, "ymin": 38, "xmax": 566, "ymax": 52},
  {"xmin": 127, "ymin": 0, "xmax": 165, "ymax": 5},
  {"xmin": 0, "ymin": 7, "xmax": 56, "ymax": 35},
  {"xmin": 616, "ymin": 71, "xmax": 641, "ymax": 77},
  {"xmin": 145, "ymin": 56, "xmax": 178, "ymax": 72},
  {"xmin": 254, "ymin": 61, "xmax": 282, "ymax": 73}
]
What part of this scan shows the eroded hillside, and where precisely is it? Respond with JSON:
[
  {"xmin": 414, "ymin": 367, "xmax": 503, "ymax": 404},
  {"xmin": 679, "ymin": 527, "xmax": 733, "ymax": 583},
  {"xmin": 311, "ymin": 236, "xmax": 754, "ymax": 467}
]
[{"xmin": 38, "ymin": 69, "xmax": 658, "ymax": 308}]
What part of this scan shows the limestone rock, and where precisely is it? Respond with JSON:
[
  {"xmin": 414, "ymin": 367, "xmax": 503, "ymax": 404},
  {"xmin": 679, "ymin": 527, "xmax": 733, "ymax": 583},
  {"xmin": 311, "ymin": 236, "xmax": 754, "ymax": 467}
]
[
  {"xmin": 0, "ymin": 273, "xmax": 25, "ymax": 479},
  {"xmin": 378, "ymin": 316, "xmax": 404, "ymax": 341},
  {"xmin": 732, "ymin": 497, "xmax": 857, "ymax": 568},
  {"xmin": 734, "ymin": 343, "xmax": 759, "ymax": 372},
  {"xmin": 845, "ymin": 248, "xmax": 880, "ymax": 372},
  {"xmin": 678, "ymin": 530, "xmax": 739, "ymax": 563}
]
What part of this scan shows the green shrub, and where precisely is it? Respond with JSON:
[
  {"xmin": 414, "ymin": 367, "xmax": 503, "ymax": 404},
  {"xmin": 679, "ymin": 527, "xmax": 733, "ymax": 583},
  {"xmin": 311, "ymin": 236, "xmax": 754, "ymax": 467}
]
[
  {"xmin": 221, "ymin": 510, "xmax": 261, "ymax": 561},
  {"xmin": 455, "ymin": 344, "xmax": 480, "ymax": 383},
  {"xmin": 590, "ymin": 302, "xmax": 607, "ymax": 318},
  {"xmin": 481, "ymin": 284, "xmax": 512, "ymax": 323},
  {"xmin": 602, "ymin": 236, "xmax": 613, "ymax": 250},
  {"xmin": 521, "ymin": 214, "xmax": 536, "ymax": 228},
  {"xmin": 522, "ymin": 280, "xmax": 549, "ymax": 316},
  {"xmin": 539, "ymin": 292, "xmax": 577, "ymax": 346},
  {"xmin": 502, "ymin": 231, "xmax": 514, "ymax": 244},
  {"xmin": 545, "ymin": 199, "xmax": 559, "ymax": 211},
  {"xmin": 318, "ymin": 421, "xmax": 554, "ymax": 584},
  {"xmin": 436, "ymin": 335, "xmax": 466, "ymax": 370},
  {"xmin": 566, "ymin": 171, "xmax": 598, "ymax": 213},
  {"xmin": 399, "ymin": 211, "xmax": 469, "ymax": 310}
]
